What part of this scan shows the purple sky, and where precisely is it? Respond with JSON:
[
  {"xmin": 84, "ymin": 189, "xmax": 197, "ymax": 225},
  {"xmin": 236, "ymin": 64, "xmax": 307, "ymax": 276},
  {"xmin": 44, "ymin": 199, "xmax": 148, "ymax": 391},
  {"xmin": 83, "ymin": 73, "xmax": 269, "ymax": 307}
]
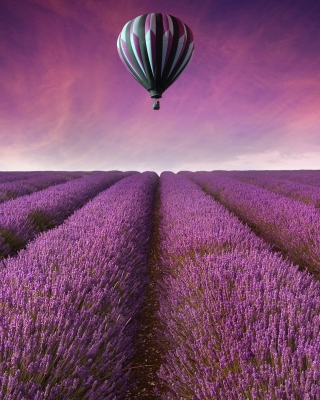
[{"xmin": 1, "ymin": 0, "xmax": 320, "ymax": 172}]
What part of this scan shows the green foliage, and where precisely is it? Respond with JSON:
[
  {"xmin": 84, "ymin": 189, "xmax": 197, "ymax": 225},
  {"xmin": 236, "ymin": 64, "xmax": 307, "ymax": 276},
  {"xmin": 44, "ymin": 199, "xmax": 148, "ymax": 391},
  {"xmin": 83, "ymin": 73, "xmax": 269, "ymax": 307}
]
[
  {"xmin": 0, "ymin": 228, "xmax": 25, "ymax": 255},
  {"xmin": 4, "ymin": 191, "xmax": 18, "ymax": 200},
  {"xmin": 28, "ymin": 211, "xmax": 57, "ymax": 233}
]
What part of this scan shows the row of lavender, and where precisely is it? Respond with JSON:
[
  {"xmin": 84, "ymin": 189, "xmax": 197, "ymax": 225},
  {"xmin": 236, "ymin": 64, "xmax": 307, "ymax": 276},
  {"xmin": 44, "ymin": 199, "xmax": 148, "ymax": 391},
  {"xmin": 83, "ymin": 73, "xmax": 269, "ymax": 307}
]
[
  {"xmin": 0, "ymin": 171, "xmax": 87, "ymax": 204},
  {"xmin": 217, "ymin": 170, "xmax": 320, "ymax": 208},
  {"xmin": 0, "ymin": 172, "xmax": 158, "ymax": 399},
  {"xmin": 0, "ymin": 172, "xmax": 52, "ymax": 184},
  {"xmin": 0, "ymin": 172, "xmax": 131, "ymax": 258},
  {"xmin": 156, "ymin": 172, "xmax": 320, "ymax": 399},
  {"xmin": 221, "ymin": 170, "xmax": 320, "ymax": 187},
  {"xmin": 182, "ymin": 171, "xmax": 320, "ymax": 277}
]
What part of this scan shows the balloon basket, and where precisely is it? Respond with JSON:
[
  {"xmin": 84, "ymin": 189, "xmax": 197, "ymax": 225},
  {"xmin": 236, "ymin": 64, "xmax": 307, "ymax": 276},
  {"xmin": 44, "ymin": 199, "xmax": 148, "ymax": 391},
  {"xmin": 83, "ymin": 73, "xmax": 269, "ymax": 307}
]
[{"xmin": 153, "ymin": 101, "xmax": 160, "ymax": 110}]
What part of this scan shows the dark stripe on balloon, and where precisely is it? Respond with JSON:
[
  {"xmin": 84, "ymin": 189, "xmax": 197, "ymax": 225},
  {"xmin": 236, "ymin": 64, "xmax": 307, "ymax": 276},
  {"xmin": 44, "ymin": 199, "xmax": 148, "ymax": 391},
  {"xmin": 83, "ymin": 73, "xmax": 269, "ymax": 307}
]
[
  {"xmin": 187, "ymin": 24, "xmax": 194, "ymax": 46},
  {"xmin": 161, "ymin": 15, "xmax": 180, "ymax": 81},
  {"xmin": 169, "ymin": 18, "xmax": 187, "ymax": 76},
  {"xmin": 154, "ymin": 13, "xmax": 163, "ymax": 89},
  {"xmin": 166, "ymin": 23, "xmax": 193, "ymax": 86},
  {"xmin": 168, "ymin": 50, "xmax": 194, "ymax": 88},
  {"xmin": 161, "ymin": 14, "xmax": 173, "ymax": 77},
  {"xmin": 171, "ymin": 38, "xmax": 194, "ymax": 82},
  {"xmin": 138, "ymin": 14, "xmax": 155, "ymax": 90},
  {"xmin": 125, "ymin": 19, "xmax": 149, "ymax": 89}
]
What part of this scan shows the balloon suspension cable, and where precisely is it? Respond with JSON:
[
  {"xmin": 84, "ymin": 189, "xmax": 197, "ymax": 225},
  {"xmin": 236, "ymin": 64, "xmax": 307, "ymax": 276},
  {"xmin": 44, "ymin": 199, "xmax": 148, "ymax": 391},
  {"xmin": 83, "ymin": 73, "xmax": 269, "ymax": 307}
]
[{"xmin": 153, "ymin": 100, "xmax": 160, "ymax": 110}]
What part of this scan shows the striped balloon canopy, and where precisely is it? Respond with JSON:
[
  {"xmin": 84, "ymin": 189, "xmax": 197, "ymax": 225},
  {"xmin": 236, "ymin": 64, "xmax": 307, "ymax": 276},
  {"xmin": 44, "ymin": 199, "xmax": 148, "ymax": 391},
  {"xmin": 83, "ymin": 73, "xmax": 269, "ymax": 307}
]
[{"xmin": 117, "ymin": 13, "xmax": 194, "ymax": 110}]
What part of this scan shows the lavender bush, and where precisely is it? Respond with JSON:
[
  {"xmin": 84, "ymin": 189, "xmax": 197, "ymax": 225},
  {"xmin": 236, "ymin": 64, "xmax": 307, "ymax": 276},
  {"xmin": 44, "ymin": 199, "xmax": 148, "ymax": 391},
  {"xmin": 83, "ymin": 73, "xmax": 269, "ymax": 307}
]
[
  {"xmin": 156, "ymin": 172, "xmax": 320, "ymax": 399},
  {"xmin": 220, "ymin": 170, "xmax": 320, "ymax": 187},
  {"xmin": 0, "ymin": 172, "xmax": 86, "ymax": 203},
  {"xmin": 184, "ymin": 171, "xmax": 320, "ymax": 277},
  {"xmin": 0, "ymin": 172, "xmax": 158, "ymax": 399},
  {"xmin": 219, "ymin": 171, "xmax": 320, "ymax": 208},
  {"xmin": 0, "ymin": 172, "xmax": 43, "ymax": 184},
  {"xmin": 264, "ymin": 170, "xmax": 320, "ymax": 187},
  {"xmin": 0, "ymin": 172, "xmax": 129, "ymax": 257}
]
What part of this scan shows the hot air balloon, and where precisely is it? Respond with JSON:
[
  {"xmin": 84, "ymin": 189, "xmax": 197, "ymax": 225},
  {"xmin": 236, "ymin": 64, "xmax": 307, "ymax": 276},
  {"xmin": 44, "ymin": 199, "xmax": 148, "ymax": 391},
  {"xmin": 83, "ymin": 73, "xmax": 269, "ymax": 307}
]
[{"xmin": 117, "ymin": 13, "xmax": 194, "ymax": 110}]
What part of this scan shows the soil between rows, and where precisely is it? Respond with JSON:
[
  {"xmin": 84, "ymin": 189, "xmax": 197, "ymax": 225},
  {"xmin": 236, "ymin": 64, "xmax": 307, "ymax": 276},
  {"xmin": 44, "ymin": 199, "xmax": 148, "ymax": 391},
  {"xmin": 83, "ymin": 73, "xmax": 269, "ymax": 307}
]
[{"xmin": 125, "ymin": 180, "xmax": 166, "ymax": 398}]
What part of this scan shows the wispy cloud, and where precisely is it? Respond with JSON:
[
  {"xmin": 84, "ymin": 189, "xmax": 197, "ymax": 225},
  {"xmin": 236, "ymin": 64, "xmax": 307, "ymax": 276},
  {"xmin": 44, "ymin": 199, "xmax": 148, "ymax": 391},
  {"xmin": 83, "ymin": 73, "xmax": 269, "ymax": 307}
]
[{"xmin": 1, "ymin": 0, "xmax": 319, "ymax": 171}]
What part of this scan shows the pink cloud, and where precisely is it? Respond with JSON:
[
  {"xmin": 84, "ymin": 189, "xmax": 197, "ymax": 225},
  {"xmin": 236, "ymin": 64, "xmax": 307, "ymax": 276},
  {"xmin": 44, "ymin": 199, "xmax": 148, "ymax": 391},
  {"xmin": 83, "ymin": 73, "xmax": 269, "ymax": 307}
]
[{"xmin": 1, "ymin": 0, "xmax": 319, "ymax": 171}]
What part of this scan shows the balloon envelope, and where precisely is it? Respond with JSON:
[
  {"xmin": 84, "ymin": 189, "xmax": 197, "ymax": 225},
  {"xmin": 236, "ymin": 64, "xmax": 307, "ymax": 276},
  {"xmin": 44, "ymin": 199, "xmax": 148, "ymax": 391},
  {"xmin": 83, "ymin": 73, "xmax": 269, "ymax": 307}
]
[{"xmin": 117, "ymin": 13, "xmax": 194, "ymax": 99}]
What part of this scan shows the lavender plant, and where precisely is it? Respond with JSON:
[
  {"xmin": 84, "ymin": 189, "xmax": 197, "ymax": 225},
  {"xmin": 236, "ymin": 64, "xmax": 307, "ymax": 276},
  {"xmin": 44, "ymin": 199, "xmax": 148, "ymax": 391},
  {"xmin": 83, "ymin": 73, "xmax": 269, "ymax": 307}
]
[
  {"xmin": 0, "ymin": 172, "xmax": 158, "ymax": 399},
  {"xmin": 220, "ymin": 171, "xmax": 320, "ymax": 208},
  {"xmin": 0, "ymin": 172, "xmax": 43, "ymax": 184},
  {"xmin": 0, "ymin": 172, "xmax": 86, "ymax": 203},
  {"xmin": 219, "ymin": 170, "xmax": 320, "ymax": 187},
  {"xmin": 156, "ymin": 172, "xmax": 320, "ymax": 399},
  {"xmin": 184, "ymin": 171, "xmax": 320, "ymax": 277},
  {"xmin": 0, "ymin": 172, "xmax": 129, "ymax": 257}
]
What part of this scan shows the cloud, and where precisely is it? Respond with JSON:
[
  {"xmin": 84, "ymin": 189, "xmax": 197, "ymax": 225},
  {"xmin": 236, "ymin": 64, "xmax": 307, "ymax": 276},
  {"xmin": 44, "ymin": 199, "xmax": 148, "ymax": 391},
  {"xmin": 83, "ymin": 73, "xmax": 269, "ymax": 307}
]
[{"xmin": 1, "ymin": 0, "xmax": 320, "ymax": 172}]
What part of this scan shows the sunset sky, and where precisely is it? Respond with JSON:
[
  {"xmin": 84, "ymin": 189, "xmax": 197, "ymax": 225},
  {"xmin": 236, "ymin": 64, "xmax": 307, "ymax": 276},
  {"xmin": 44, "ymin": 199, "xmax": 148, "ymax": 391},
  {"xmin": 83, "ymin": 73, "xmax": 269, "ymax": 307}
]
[{"xmin": 1, "ymin": 0, "xmax": 320, "ymax": 172}]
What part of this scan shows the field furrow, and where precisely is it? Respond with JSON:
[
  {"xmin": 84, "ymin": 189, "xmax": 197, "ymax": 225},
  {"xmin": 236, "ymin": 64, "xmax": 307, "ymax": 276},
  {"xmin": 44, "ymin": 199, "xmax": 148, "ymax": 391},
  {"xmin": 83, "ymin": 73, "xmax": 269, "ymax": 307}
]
[
  {"xmin": 125, "ymin": 181, "xmax": 165, "ymax": 398},
  {"xmin": 0, "ymin": 172, "xmax": 158, "ymax": 399},
  {"xmin": 184, "ymin": 171, "xmax": 320, "ymax": 278},
  {"xmin": 156, "ymin": 172, "xmax": 320, "ymax": 399},
  {"xmin": 0, "ymin": 172, "xmax": 130, "ymax": 258}
]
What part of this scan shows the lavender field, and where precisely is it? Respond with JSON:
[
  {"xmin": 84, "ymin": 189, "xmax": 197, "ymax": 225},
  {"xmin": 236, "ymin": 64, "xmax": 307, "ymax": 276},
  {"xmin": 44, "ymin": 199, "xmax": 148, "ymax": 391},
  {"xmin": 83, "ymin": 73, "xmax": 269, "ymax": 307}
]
[{"xmin": 0, "ymin": 170, "xmax": 319, "ymax": 399}]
